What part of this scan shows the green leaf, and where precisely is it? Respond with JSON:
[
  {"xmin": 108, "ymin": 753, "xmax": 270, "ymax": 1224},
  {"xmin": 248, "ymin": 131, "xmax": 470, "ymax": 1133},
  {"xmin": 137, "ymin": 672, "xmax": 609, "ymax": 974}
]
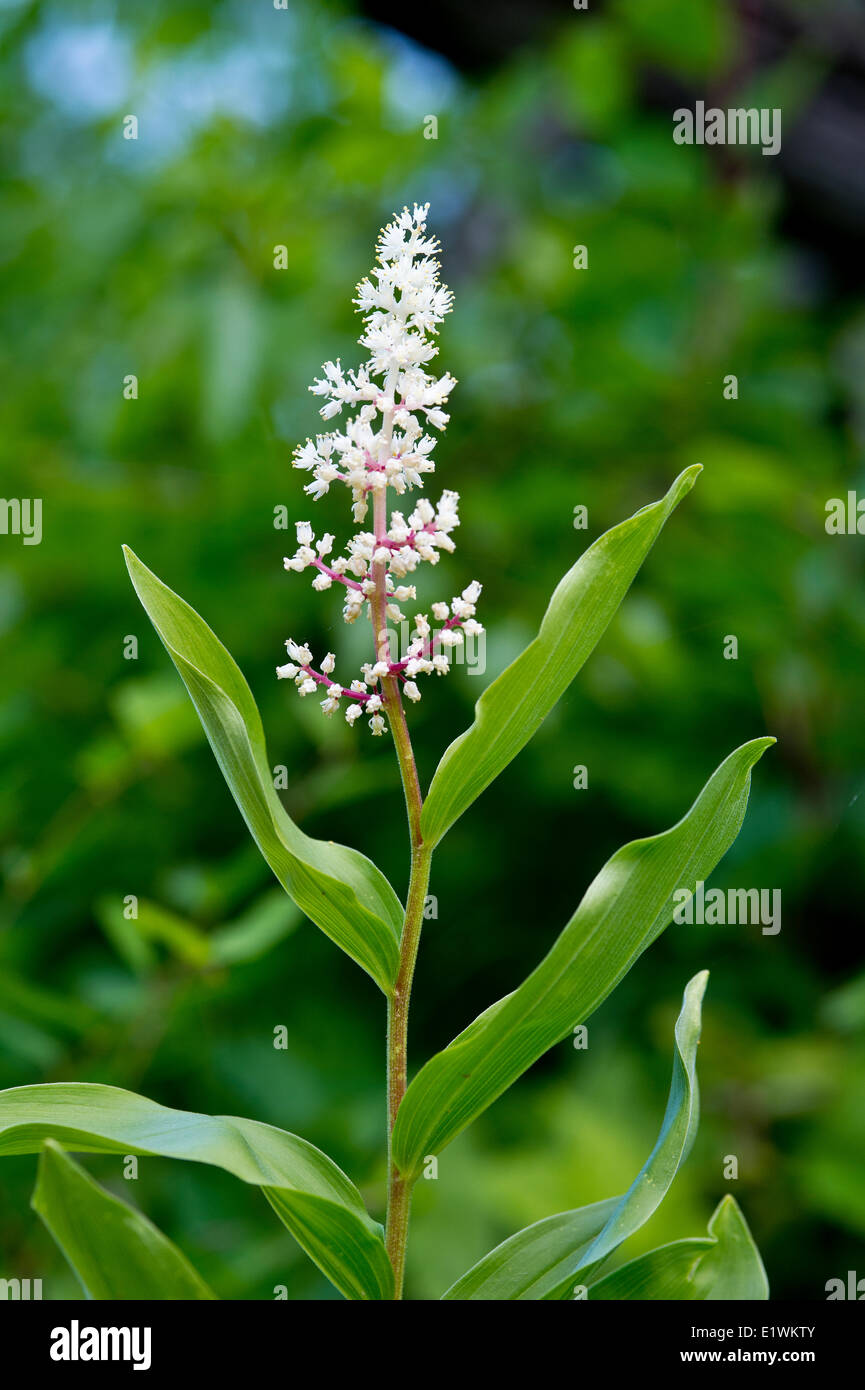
[
  {"xmin": 98, "ymin": 895, "xmax": 211, "ymax": 970},
  {"xmin": 96, "ymin": 890, "xmax": 301, "ymax": 974},
  {"xmin": 443, "ymin": 1199, "xmax": 620, "ymax": 1302},
  {"xmin": 420, "ymin": 467, "xmax": 701, "ymax": 848},
  {"xmin": 32, "ymin": 1141, "xmax": 216, "ymax": 1300},
  {"xmin": 567, "ymin": 969, "xmax": 706, "ymax": 1283},
  {"xmin": 95, "ymin": 895, "xmax": 158, "ymax": 976},
  {"xmin": 209, "ymin": 888, "xmax": 302, "ymax": 967},
  {"xmin": 0, "ymin": 1082, "xmax": 393, "ymax": 1302},
  {"xmin": 394, "ymin": 737, "xmax": 774, "ymax": 1178},
  {"xmin": 586, "ymin": 1195, "xmax": 769, "ymax": 1299},
  {"xmin": 123, "ymin": 547, "xmax": 401, "ymax": 994},
  {"xmin": 444, "ymin": 970, "xmax": 708, "ymax": 1300}
]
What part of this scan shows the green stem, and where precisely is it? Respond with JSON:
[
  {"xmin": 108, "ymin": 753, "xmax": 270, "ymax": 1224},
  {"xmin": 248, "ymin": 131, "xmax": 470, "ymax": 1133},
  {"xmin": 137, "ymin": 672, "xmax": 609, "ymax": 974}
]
[
  {"xmin": 370, "ymin": 446, "xmax": 431, "ymax": 1298},
  {"xmin": 385, "ymin": 836, "xmax": 431, "ymax": 1297}
]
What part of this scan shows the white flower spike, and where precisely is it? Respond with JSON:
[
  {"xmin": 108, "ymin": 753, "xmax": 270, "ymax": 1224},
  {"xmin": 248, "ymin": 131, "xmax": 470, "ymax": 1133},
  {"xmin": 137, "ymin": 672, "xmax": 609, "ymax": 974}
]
[{"xmin": 280, "ymin": 204, "xmax": 483, "ymax": 735}]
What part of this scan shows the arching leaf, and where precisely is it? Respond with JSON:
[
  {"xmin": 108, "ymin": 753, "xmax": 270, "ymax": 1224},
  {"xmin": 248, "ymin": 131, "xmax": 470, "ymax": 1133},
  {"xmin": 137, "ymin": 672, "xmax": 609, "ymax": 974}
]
[
  {"xmin": 124, "ymin": 548, "xmax": 401, "ymax": 994},
  {"xmin": 421, "ymin": 467, "xmax": 701, "ymax": 847},
  {"xmin": 32, "ymin": 1141, "xmax": 216, "ymax": 1300},
  {"xmin": 444, "ymin": 970, "xmax": 708, "ymax": 1299},
  {"xmin": 394, "ymin": 738, "xmax": 773, "ymax": 1177},
  {"xmin": 0, "ymin": 1082, "xmax": 393, "ymax": 1302}
]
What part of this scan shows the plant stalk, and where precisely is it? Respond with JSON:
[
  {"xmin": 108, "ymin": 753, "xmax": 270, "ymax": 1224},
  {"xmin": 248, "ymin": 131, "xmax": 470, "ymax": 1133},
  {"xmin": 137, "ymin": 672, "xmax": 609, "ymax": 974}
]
[
  {"xmin": 384, "ymin": 836, "xmax": 431, "ymax": 1296},
  {"xmin": 370, "ymin": 442, "xmax": 431, "ymax": 1298}
]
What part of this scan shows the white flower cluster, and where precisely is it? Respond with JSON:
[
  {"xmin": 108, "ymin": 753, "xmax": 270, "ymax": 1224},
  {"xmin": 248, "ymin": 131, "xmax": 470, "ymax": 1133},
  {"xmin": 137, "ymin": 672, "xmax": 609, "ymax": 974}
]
[{"xmin": 279, "ymin": 204, "xmax": 483, "ymax": 735}]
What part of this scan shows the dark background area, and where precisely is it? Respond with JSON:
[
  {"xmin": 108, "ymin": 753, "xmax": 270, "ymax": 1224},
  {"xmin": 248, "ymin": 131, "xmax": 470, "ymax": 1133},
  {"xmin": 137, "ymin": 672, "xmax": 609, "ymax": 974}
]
[{"xmin": 1, "ymin": 0, "xmax": 863, "ymax": 1299}]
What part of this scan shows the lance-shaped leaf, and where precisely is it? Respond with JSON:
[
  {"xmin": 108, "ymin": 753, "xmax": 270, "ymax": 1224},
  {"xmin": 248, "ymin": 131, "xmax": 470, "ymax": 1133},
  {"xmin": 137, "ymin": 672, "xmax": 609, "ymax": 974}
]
[
  {"xmin": 421, "ymin": 466, "xmax": 702, "ymax": 847},
  {"xmin": 443, "ymin": 1199, "xmax": 619, "ymax": 1303},
  {"xmin": 586, "ymin": 1195, "xmax": 769, "ymax": 1299},
  {"xmin": 32, "ymin": 1141, "xmax": 216, "ymax": 1300},
  {"xmin": 394, "ymin": 737, "xmax": 774, "ymax": 1178},
  {"xmin": 0, "ymin": 1082, "xmax": 393, "ymax": 1302},
  {"xmin": 444, "ymin": 970, "xmax": 708, "ymax": 1300},
  {"xmin": 124, "ymin": 548, "xmax": 401, "ymax": 994}
]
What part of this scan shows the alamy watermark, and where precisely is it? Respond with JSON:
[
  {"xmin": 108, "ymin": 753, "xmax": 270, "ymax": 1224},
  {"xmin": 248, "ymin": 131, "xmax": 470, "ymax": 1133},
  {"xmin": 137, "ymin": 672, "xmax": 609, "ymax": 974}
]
[
  {"xmin": 673, "ymin": 102, "xmax": 781, "ymax": 157},
  {"xmin": 825, "ymin": 492, "xmax": 865, "ymax": 534},
  {"xmin": 0, "ymin": 497, "xmax": 42, "ymax": 545},
  {"xmin": 0, "ymin": 1276, "xmax": 42, "ymax": 1299},
  {"xmin": 826, "ymin": 1271, "xmax": 865, "ymax": 1300},
  {"xmin": 673, "ymin": 881, "xmax": 781, "ymax": 935},
  {"xmin": 50, "ymin": 1321, "xmax": 151, "ymax": 1370},
  {"xmin": 380, "ymin": 617, "xmax": 486, "ymax": 676}
]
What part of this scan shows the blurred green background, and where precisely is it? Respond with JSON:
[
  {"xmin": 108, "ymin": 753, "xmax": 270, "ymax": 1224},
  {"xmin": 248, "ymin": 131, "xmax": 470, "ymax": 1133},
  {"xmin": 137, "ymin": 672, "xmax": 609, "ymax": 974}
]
[{"xmin": 1, "ymin": 0, "xmax": 864, "ymax": 1300}]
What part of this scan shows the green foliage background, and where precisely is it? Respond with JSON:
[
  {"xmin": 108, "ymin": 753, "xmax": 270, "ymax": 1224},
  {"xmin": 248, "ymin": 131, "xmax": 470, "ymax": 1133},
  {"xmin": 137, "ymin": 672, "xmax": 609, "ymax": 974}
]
[{"xmin": 1, "ymin": 0, "xmax": 863, "ymax": 1299}]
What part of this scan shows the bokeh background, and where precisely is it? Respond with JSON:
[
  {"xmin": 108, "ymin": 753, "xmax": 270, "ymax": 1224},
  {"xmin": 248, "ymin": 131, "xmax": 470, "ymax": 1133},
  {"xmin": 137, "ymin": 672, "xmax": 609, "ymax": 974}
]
[{"xmin": 1, "ymin": 0, "xmax": 864, "ymax": 1300}]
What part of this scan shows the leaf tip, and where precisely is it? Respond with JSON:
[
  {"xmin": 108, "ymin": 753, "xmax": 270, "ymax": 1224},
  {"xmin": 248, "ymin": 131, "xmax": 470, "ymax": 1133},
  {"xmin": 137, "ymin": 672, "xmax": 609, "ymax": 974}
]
[
  {"xmin": 708, "ymin": 1192, "xmax": 749, "ymax": 1243},
  {"xmin": 746, "ymin": 735, "xmax": 777, "ymax": 763},
  {"xmin": 31, "ymin": 1139, "xmax": 65, "ymax": 1213},
  {"xmin": 669, "ymin": 463, "xmax": 703, "ymax": 502},
  {"xmin": 689, "ymin": 967, "xmax": 710, "ymax": 996},
  {"xmin": 122, "ymin": 545, "xmax": 142, "ymax": 581},
  {"xmin": 37, "ymin": 1137, "xmax": 66, "ymax": 1167},
  {"xmin": 679, "ymin": 970, "xmax": 709, "ymax": 1038}
]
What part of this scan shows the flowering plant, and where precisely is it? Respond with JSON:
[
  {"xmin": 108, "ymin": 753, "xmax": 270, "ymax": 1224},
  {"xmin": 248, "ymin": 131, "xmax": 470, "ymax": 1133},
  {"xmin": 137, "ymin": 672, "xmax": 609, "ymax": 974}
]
[
  {"xmin": 0, "ymin": 207, "xmax": 773, "ymax": 1301},
  {"xmin": 277, "ymin": 204, "xmax": 482, "ymax": 740}
]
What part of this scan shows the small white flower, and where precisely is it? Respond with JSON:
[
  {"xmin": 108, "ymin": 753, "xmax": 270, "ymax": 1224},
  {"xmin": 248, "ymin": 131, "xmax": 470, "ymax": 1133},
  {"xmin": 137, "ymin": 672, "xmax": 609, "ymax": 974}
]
[
  {"xmin": 297, "ymin": 677, "xmax": 317, "ymax": 696},
  {"xmin": 409, "ymin": 499, "xmax": 435, "ymax": 528},
  {"xmin": 343, "ymin": 593, "xmax": 365, "ymax": 623},
  {"xmin": 345, "ymin": 703, "xmax": 362, "ymax": 725},
  {"xmin": 321, "ymin": 652, "xmax": 336, "ymax": 675},
  {"xmin": 286, "ymin": 640, "xmax": 312, "ymax": 665},
  {"xmin": 276, "ymin": 662, "xmax": 298, "ymax": 680},
  {"xmin": 403, "ymin": 680, "xmax": 421, "ymax": 702},
  {"xmin": 369, "ymin": 714, "xmax": 387, "ymax": 736},
  {"xmin": 431, "ymin": 602, "xmax": 450, "ymax": 621}
]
